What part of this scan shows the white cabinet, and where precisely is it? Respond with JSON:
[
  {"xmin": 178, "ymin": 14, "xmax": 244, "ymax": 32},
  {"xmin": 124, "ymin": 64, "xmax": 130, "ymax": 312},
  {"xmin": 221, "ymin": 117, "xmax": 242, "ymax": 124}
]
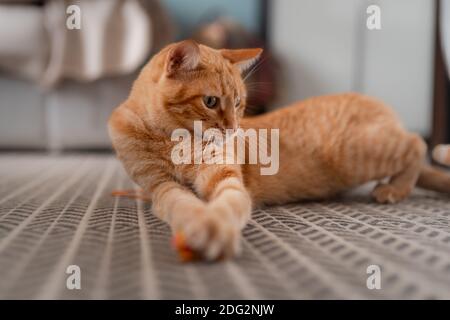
[
  {"xmin": 270, "ymin": 0, "xmax": 435, "ymax": 135},
  {"xmin": 0, "ymin": 77, "xmax": 47, "ymax": 148},
  {"xmin": 0, "ymin": 75, "xmax": 132, "ymax": 150}
]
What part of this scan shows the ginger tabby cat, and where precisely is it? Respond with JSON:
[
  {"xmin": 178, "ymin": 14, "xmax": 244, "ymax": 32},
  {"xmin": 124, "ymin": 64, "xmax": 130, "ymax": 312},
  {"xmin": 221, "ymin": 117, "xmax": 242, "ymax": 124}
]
[{"xmin": 109, "ymin": 40, "xmax": 450, "ymax": 260}]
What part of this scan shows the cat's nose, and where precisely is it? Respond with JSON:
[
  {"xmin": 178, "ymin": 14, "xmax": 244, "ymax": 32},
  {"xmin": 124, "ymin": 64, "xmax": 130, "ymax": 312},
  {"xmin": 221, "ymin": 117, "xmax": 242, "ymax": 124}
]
[{"xmin": 222, "ymin": 118, "xmax": 237, "ymax": 131}]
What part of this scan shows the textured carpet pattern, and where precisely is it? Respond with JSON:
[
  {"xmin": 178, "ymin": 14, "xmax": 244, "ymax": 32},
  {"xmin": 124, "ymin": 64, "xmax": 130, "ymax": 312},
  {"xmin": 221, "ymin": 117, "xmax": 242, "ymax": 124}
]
[{"xmin": 1, "ymin": 154, "xmax": 450, "ymax": 299}]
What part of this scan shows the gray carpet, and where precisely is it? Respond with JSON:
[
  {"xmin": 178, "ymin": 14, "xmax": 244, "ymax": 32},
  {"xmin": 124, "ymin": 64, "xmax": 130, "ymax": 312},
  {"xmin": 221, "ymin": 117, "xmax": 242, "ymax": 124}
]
[{"xmin": 1, "ymin": 154, "xmax": 450, "ymax": 299}]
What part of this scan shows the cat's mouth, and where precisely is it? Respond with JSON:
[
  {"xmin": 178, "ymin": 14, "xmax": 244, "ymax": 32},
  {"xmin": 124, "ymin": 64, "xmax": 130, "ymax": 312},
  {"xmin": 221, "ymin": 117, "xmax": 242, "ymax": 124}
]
[
  {"xmin": 203, "ymin": 124, "xmax": 234, "ymax": 135},
  {"xmin": 192, "ymin": 126, "xmax": 241, "ymax": 147}
]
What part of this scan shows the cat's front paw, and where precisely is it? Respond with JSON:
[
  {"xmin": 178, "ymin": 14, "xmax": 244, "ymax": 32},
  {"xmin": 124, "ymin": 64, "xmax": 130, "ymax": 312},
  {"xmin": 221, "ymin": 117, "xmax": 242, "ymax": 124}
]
[
  {"xmin": 371, "ymin": 183, "xmax": 411, "ymax": 204},
  {"xmin": 182, "ymin": 211, "xmax": 242, "ymax": 261}
]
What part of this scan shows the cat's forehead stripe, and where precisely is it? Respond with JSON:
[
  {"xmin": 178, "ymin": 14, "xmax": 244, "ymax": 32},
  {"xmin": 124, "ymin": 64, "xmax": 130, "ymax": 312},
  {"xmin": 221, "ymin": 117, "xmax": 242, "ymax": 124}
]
[{"xmin": 219, "ymin": 68, "xmax": 238, "ymax": 97}]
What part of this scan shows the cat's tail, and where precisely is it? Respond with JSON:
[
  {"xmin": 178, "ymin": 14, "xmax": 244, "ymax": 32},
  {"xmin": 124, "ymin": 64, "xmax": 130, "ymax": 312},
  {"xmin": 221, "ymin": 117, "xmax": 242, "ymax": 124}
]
[{"xmin": 416, "ymin": 144, "xmax": 450, "ymax": 193}]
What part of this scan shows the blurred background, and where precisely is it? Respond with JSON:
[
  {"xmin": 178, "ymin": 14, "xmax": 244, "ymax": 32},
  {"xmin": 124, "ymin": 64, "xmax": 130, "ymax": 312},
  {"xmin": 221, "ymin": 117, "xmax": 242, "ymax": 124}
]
[{"xmin": 0, "ymin": 0, "xmax": 448, "ymax": 152}]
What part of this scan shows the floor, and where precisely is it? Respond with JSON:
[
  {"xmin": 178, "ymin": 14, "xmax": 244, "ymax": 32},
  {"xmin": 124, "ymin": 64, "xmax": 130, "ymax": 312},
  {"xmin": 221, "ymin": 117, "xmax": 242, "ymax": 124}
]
[{"xmin": 0, "ymin": 154, "xmax": 450, "ymax": 299}]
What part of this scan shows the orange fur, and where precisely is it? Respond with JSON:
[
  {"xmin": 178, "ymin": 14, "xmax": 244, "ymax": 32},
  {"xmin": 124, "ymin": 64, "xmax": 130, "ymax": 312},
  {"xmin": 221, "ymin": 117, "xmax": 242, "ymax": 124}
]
[
  {"xmin": 109, "ymin": 40, "xmax": 450, "ymax": 260},
  {"xmin": 432, "ymin": 144, "xmax": 450, "ymax": 166}
]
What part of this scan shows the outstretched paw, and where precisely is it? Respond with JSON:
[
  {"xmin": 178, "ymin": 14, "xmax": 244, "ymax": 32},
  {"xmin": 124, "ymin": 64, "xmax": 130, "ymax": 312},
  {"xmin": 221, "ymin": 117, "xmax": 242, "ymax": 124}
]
[{"xmin": 177, "ymin": 212, "xmax": 241, "ymax": 261}]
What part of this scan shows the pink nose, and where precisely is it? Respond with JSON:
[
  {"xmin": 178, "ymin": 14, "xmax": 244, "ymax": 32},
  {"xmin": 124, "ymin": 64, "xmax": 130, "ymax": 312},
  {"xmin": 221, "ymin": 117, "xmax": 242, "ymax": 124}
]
[{"xmin": 223, "ymin": 118, "xmax": 237, "ymax": 131}]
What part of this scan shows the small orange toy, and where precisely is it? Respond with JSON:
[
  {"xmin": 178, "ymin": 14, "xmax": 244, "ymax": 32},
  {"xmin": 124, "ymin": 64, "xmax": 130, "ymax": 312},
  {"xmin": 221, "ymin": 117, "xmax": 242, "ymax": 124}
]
[{"xmin": 171, "ymin": 232, "xmax": 197, "ymax": 262}]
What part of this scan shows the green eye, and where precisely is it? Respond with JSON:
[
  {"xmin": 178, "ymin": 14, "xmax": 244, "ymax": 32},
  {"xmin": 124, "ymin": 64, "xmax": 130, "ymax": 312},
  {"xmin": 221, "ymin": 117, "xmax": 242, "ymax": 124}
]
[{"xmin": 203, "ymin": 96, "xmax": 218, "ymax": 108}]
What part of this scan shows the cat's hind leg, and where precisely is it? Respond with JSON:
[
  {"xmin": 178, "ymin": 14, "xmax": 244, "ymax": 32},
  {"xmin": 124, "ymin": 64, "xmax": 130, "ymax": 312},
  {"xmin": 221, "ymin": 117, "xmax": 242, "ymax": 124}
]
[{"xmin": 371, "ymin": 133, "xmax": 426, "ymax": 203}]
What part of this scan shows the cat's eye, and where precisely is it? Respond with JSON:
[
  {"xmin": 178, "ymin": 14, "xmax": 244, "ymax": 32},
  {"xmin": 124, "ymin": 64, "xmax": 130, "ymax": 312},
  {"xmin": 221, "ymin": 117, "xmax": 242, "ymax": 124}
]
[
  {"xmin": 203, "ymin": 96, "xmax": 219, "ymax": 108},
  {"xmin": 235, "ymin": 96, "xmax": 241, "ymax": 108}
]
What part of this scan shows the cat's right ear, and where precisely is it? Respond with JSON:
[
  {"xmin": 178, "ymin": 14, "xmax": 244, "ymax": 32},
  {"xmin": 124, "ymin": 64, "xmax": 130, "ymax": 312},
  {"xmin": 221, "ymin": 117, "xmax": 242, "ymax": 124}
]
[
  {"xmin": 166, "ymin": 40, "xmax": 200, "ymax": 77},
  {"xmin": 220, "ymin": 48, "xmax": 263, "ymax": 73}
]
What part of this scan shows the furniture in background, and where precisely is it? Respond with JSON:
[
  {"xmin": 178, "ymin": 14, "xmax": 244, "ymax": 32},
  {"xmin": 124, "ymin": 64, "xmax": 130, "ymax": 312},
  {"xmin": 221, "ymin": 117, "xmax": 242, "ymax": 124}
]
[
  {"xmin": 432, "ymin": 0, "xmax": 450, "ymax": 147},
  {"xmin": 0, "ymin": 0, "xmax": 264, "ymax": 151},
  {"xmin": 269, "ymin": 0, "xmax": 435, "ymax": 137},
  {"xmin": 0, "ymin": 0, "xmax": 442, "ymax": 149},
  {"xmin": 0, "ymin": 0, "xmax": 171, "ymax": 151}
]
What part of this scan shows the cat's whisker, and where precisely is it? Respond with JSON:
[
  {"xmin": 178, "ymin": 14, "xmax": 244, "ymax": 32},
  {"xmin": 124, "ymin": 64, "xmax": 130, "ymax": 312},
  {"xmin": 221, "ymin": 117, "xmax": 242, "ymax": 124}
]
[
  {"xmin": 244, "ymin": 81, "xmax": 273, "ymax": 86},
  {"xmin": 246, "ymin": 88, "xmax": 270, "ymax": 94},
  {"xmin": 243, "ymin": 55, "xmax": 268, "ymax": 82}
]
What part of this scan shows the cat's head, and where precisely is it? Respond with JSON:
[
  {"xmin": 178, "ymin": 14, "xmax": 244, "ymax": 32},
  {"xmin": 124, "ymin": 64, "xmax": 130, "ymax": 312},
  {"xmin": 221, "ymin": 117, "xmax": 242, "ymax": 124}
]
[{"xmin": 145, "ymin": 40, "xmax": 262, "ymax": 133}]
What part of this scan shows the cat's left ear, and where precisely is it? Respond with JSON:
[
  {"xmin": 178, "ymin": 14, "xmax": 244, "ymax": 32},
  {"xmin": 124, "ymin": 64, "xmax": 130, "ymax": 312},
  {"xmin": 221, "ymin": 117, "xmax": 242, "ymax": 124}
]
[
  {"xmin": 166, "ymin": 40, "xmax": 201, "ymax": 77},
  {"xmin": 220, "ymin": 48, "xmax": 263, "ymax": 73}
]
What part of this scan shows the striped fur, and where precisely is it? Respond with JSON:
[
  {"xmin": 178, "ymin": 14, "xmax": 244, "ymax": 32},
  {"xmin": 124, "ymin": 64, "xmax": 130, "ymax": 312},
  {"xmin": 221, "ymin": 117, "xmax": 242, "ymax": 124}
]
[{"xmin": 109, "ymin": 40, "xmax": 450, "ymax": 260}]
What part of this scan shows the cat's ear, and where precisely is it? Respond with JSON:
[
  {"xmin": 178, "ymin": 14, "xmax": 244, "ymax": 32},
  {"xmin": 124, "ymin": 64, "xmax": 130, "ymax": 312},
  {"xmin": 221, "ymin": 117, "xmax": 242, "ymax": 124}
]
[
  {"xmin": 220, "ymin": 48, "xmax": 263, "ymax": 73},
  {"xmin": 166, "ymin": 40, "xmax": 200, "ymax": 77}
]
